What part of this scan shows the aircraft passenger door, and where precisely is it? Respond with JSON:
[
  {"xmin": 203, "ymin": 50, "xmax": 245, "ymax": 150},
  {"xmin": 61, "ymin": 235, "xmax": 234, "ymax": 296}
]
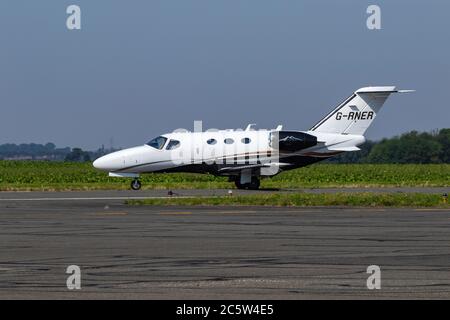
[{"xmin": 191, "ymin": 133, "xmax": 204, "ymax": 164}]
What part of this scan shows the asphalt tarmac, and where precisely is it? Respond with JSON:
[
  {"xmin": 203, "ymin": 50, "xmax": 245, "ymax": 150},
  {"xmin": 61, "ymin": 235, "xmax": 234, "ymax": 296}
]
[
  {"xmin": 0, "ymin": 186, "xmax": 448, "ymax": 201},
  {"xmin": 0, "ymin": 189, "xmax": 449, "ymax": 299}
]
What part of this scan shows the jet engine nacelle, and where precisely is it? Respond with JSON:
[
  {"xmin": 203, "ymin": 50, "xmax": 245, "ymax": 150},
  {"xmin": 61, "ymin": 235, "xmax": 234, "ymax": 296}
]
[{"xmin": 270, "ymin": 131, "xmax": 318, "ymax": 152}]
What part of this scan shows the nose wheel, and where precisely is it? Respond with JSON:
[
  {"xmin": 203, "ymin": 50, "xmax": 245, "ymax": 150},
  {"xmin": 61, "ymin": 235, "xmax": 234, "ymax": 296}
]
[{"xmin": 131, "ymin": 179, "xmax": 142, "ymax": 190}]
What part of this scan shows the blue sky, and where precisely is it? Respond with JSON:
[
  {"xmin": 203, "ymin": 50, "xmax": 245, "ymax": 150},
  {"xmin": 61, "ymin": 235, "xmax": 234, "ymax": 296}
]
[{"xmin": 1, "ymin": 0, "xmax": 449, "ymax": 149}]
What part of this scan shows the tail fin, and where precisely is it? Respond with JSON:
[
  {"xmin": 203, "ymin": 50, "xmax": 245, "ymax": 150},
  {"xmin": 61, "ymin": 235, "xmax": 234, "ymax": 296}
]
[{"xmin": 310, "ymin": 86, "xmax": 413, "ymax": 135}]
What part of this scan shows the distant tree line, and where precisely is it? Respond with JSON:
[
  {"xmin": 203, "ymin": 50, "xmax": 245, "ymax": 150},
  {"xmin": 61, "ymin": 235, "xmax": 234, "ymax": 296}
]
[
  {"xmin": 0, "ymin": 129, "xmax": 448, "ymax": 163},
  {"xmin": 0, "ymin": 143, "xmax": 114, "ymax": 162},
  {"xmin": 64, "ymin": 148, "xmax": 92, "ymax": 162},
  {"xmin": 327, "ymin": 129, "xmax": 450, "ymax": 164},
  {"xmin": 0, "ymin": 143, "xmax": 70, "ymax": 160}
]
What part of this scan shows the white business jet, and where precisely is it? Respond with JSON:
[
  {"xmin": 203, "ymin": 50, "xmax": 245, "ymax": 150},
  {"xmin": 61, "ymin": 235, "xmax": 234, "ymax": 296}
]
[{"xmin": 93, "ymin": 86, "xmax": 413, "ymax": 190}]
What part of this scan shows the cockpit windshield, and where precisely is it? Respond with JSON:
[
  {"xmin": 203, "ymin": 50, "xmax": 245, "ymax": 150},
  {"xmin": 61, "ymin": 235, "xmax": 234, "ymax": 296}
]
[{"xmin": 146, "ymin": 136, "xmax": 167, "ymax": 149}]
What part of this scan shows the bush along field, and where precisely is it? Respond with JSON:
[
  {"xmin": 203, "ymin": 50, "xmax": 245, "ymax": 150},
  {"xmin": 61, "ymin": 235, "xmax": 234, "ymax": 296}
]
[{"xmin": 0, "ymin": 161, "xmax": 449, "ymax": 191}]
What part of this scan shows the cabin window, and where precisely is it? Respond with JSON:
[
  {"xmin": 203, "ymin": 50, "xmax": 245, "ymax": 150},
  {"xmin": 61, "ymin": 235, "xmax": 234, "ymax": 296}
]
[
  {"xmin": 146, "ymin": 136, "xmax": 167, "ymax": 150},
  {"xmin": 207, "ymin": 138, "xmax": 217, "ymax": 145},
  {"xmin": 166, "ymin": 139, "xmax": 180, "ymax": 150},
  {"xmin": 241, "ymin": 137, "xmax": 251, "ymax": 144},
  {"xmin": 224, "ymin": 138, "xmax": 234, "ymax": 144}
]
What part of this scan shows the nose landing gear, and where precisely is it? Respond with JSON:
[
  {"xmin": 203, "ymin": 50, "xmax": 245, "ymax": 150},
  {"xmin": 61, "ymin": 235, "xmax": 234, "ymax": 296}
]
[{"xmin": 131, "ymin": 179, "xmax": 142, "ymax": 190}]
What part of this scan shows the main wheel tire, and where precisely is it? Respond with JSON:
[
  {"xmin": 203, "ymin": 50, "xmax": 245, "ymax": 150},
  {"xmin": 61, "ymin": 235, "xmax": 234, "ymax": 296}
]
[
  {"xmin": 131, "ymin": 179, "xmax": 142, "ymax": 190},
  {"xmin": 234, "ymin": 177, "xmax": 260, "ymax": 190},
  {"xmin": 248, "ymin": 177, "xmax": 260, "ymax": 190},
  {"xmin": 235, "ymin": 180, "xmax": 245, "ymax": 189}
]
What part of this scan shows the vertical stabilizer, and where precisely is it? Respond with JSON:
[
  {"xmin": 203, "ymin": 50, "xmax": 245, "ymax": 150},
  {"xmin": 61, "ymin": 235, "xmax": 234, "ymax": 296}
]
[{"xmin": 310, "ymin": 86, "xmax": 410, "ymax": 135}]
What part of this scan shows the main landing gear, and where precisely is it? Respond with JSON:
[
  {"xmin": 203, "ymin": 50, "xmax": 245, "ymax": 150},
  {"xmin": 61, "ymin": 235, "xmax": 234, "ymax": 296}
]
[
  {"xmin": 131, "ymin": 179, "xmax": 142, "ymax": 190},
  {"xmin": 235, "ymin": 177, "xmax": 260, "ymax": 190}
]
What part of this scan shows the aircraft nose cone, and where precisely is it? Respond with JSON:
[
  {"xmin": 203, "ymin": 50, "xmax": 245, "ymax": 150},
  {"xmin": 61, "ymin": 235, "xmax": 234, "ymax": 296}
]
[
  {"xmin": 93, "ymin": 153, "xmax": 124, "ymax": 171},
  {"xmin": 93, "ymin": 146, "xmax": 148, "ymax": 172},
  {"xmin": 93, "ymin": 156, "xmax": 109, "ymax": 170}
]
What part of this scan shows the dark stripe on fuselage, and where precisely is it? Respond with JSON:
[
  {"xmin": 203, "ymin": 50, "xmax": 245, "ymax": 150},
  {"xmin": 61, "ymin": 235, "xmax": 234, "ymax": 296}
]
[
  {"xmin": 115, "ymin": 159, "xmax": 172, "ymax": 172},
  {"xmin": 115, "ymin": 150, "xmax": 273, "ymax": 173},
  {"xmin": 113, "ymin": 155, "xmax": 331, "ymax": 176},
  {"xmin": 151, "ymin": 155, "xmax": 329, "ymax": 175}
]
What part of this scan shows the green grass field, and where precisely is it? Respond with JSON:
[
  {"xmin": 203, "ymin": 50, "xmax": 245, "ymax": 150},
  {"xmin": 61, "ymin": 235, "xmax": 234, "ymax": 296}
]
[
  {"xmin": 127, "ymin": 193, "xmax": 450, "ymax": 208},
  {"xmin": 0, "ymin": 161, "xmax": 448, "ymax": 191}
]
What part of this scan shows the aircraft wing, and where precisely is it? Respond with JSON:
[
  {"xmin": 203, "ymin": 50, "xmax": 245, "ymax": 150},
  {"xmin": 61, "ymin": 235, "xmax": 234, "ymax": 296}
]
[{"xmin": 218, "ymin": 162, "xmax": 291, "ymax": 173}]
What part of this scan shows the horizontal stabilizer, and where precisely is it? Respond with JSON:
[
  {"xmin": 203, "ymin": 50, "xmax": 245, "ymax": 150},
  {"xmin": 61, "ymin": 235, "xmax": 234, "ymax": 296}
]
[{"xmin": 327, "ymin": 146, "xmax": 361, "ymax": 152}]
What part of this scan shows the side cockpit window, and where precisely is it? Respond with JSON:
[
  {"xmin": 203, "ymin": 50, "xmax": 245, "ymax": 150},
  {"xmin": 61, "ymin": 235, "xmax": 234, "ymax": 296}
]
[
  {"xmin": 166, "ymin": 139, "xmax": 180, "ymax": 150},
  {"xmin": 146, "ymin": 136, "xmax": 167, "ymax": 150}
]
